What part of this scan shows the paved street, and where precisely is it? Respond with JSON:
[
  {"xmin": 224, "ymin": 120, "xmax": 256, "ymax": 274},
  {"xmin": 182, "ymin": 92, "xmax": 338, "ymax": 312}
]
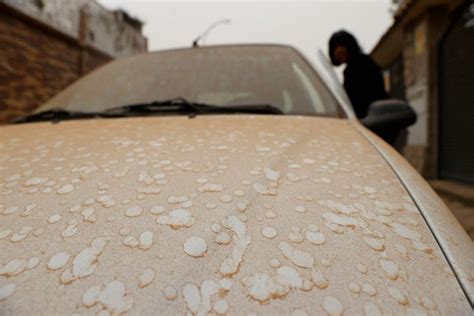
[
  {"xmin": 429, "ymin": 180, "xmax": 474, "ymax": 241},
  {"xmin": 439, "ymin": 194, "xmax": 474, "ymax": 240}
]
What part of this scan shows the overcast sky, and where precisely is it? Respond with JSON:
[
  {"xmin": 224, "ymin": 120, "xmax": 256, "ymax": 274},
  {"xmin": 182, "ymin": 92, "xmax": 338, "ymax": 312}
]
[{"xmin": 99, "ymin": 0, "xmax": 394, "ymax": 71}]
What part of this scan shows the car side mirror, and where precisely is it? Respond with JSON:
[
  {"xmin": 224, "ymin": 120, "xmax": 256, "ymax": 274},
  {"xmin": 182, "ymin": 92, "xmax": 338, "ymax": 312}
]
[{"xmin": 361, "ymin": 99, "xmax": 417, "ymax": 132}]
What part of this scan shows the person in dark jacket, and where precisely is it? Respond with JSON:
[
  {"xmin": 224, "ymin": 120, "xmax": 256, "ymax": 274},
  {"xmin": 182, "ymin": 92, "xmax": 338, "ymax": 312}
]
[{"xmin": 328, "ymin": 30, "xmax": 388, "ymax": 119}]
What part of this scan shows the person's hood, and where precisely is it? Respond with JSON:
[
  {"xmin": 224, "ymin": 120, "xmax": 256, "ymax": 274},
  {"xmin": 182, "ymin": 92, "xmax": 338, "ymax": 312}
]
[{"xmin": 0, "ymin": 115, "xmax": 470, "ymax": 314}]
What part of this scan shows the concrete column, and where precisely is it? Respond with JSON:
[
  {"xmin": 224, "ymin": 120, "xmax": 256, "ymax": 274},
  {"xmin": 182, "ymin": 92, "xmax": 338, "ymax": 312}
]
[{"xmin": 403, "ymin": 17, "xmax": 430, "ymax": 174}]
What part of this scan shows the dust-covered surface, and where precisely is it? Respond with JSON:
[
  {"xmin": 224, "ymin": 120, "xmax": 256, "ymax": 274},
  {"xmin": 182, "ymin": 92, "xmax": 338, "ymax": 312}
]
[
  {"xmin": 0, "ymin": 115, "xmax": 471, "ymax": 315},
  {"xmin": 353, "ymin": 121, "xmax": 474, "ymax": 308}
]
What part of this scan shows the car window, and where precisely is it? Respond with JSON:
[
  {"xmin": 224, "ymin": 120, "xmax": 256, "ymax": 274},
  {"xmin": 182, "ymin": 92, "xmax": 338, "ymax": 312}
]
[
  {"xmin": 40, "ymin": 45, "xmax": 343, "ymax": 117},
  {"xmin": 292, "ymin": 62, "xmax": 326, "ymax": 113}
]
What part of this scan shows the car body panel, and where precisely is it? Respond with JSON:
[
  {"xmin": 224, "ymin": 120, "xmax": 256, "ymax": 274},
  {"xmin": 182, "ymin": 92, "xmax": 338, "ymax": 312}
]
[
  {"xmin": 0, "ymin": 115, "xmax": 471, "ymax": 314},
  {"xmin": 352, "ymin": 121, "xmax": 474, "ymax": 306}
]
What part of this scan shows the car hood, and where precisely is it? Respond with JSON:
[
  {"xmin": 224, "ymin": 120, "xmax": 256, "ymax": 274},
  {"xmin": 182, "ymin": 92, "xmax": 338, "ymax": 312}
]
[{"xmin": 0, "ymin": 115, "xmax": 470, "ymax": 314}]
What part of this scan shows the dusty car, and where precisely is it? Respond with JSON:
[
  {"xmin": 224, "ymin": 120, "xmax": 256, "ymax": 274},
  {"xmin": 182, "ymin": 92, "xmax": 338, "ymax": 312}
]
[{"xmin": 0, "ymin": 45, "xmax": 472, "ymax": 315}]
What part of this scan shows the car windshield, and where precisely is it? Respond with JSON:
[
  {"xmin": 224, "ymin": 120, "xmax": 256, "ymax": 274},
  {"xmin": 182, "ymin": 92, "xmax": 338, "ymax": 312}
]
[{"xmin": 39, "ymin": 45, "xmax": 342, "ymax": 116}]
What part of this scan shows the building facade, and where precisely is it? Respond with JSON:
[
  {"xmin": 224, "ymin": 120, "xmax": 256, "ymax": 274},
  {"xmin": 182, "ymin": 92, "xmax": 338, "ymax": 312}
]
[
  {"xmin": 0, "ymin": 0, "xmax": 147, "ymax": 123},
  {"xmin": 372, "ymin": 0, "xmax": 473, "ymax": 183}
]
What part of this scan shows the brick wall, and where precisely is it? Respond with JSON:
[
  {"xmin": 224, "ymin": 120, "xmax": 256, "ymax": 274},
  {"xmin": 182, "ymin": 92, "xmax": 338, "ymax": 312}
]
[{"xmin": 0, "ymin": 5, "xmax": 112, "ymax": 123}]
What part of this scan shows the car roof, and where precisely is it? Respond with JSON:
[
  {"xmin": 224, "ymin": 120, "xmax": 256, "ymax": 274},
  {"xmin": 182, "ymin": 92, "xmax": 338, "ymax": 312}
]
[{"xmin": 126, "ymin": 43, "xmax": 303, "ymax": 58}]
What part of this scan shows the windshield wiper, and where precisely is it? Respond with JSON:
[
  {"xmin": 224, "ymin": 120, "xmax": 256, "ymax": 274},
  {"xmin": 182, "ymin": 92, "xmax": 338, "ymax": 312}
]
[
  {"xmin": 13, "ymin": 98, "xmax": 282, "ymax": 124},
  {"xmin": 13, "ymin": 109, "xmax": 118, "ymax": 124},
  {"xmin": 105, "ymin": 98, "xmax": 283, "ymax": 116}
]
